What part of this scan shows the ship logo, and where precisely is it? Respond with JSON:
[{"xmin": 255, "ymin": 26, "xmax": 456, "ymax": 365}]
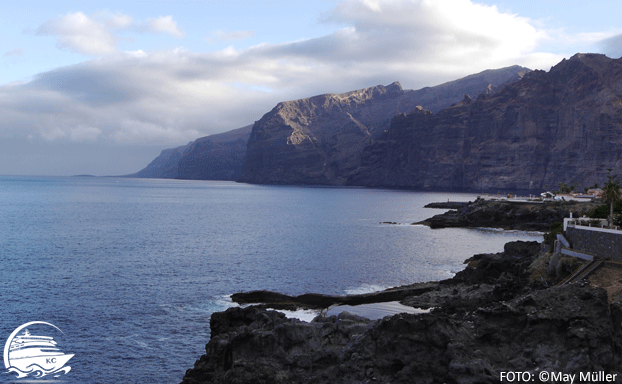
[{"xmin": 3, "ymin": 321, "xmax": 74, "ymax": 379}]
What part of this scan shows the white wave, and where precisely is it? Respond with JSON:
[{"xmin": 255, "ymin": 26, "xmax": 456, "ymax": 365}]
[
  {"xmin": 210, "ymin": 294, "xmax": 240, "ymax": 311},
  {"xmin": 344, "ymin": 284, "xmax": 390, "ymax": 295},
  {"xmin": 326, "ymin": 301, "xmax": 430, "ymax": 321},
  {"xmin": 276, "ymin": 309, "xmax": 321, "ymax": 322}
]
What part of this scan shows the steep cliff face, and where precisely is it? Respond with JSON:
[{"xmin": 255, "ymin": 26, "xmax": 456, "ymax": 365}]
[
  {"xmin": 411, "ymin": 65, "xmax": 529, "ymax": 113},
  {"xmin": 132, "ymin": 65, "xmax": 528, "ymax": 182},
  {"xmin": 239, "ymin": 82, "xmax": 413, "ymax": 184},
  {"xmin": 348, "ymin": 53, "xmax": 622, "ymax": 191},
  {"xmin": 176, "ymin": 125, "xmax": 252, "ymax": 180},
  {"xmin": 129, "ymin": 125, "xmax": 251, "ymax": 180},
  {"xmin": 129, "ymin": 145, "xmax": 186, "ymax": 179},
  {"xmin": 239, "ymin": 65, "xmax": 529, "ymax": 185}
]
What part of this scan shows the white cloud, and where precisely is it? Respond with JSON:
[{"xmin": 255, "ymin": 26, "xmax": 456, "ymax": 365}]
[
  {"xmin": 0, "ymin": 1, "xmax": 576, "ymax": 155},
  {"xmin": 8, "ymin": 0, "xmax": 615, "ymax": 175},
  {"xmin": 315, "ymin": 0, "xmax": 549, "ymax": 69},
  {"xmin": 36, "ymin": 12, "xmax": 184, "ymax": 56},
  {"xmin": 37, "ymin": 11, "xmax": 118, "ymax": 55},
  {"xmin": 144, "ymin": 16, "xmax": 185, "ymax": 38}
]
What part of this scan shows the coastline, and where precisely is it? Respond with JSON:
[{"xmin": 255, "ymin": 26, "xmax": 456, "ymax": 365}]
[
  {"xmin": 415, "ymin": 198, "xmax": 600, "ymax": 231},
  {"xmin": 180, "ymin": 199, "xmax": 622, "ymax": 384}
]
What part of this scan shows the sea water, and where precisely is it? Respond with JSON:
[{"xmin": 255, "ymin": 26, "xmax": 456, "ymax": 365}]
[{"xmin": 0, "ymin": 176, "xmax": 543, "ymax": 383}]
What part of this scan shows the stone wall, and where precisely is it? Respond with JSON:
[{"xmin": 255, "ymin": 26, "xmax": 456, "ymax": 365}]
[{"xmin": 565, "ymin": 226, "xmax": 622, "ymax": 261}]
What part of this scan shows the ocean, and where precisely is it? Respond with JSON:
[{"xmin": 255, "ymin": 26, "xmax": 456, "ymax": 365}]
[{"xmin": 0, "ymin": 176, "xmax": 543, "ymax": 383}]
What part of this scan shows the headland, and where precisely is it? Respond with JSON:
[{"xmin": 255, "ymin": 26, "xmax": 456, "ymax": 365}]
[{"xmin": 180, "ymin": 198, "xmax": 622, "ymax": 384}]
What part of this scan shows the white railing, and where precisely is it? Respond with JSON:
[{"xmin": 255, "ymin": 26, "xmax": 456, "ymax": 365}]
[{"xmin": 564, "ymin": 218, "xmax": 620, "ymax": 233}]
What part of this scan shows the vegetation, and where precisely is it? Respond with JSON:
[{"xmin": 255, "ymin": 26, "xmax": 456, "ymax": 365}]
[
  {"xmin": 602, "ymin": 169, "xmax": 622, "ymax": 226},
  {"xmin": 588, "ymin": 200, "xmax": 622, "ymax": 218},
  {"xmin": 556, "ymin": 182, "xmax": 577, "ymax": 194},
  {"xmin": 585, "ymin": 170, "xmax": 622, "ymax": 227},
  {"xmin": 543, "ymin": 222, "xmax": 563, "ymax": 250}
]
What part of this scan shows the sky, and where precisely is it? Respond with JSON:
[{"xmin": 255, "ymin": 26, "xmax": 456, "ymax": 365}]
[{"xmin": 2, "ymin": 0, "xmax": 622, "ymax": 176}]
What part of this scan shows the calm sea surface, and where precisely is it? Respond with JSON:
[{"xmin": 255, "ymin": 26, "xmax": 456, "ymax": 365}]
[{"xmin": 0, "ymin": 176, "xmax": 543, "ymax": 383}]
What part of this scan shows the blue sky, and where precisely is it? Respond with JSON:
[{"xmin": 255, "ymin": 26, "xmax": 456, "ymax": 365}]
[{"xmin": 1, "ymin": 0, "xmax": 621, "ymax": 176}]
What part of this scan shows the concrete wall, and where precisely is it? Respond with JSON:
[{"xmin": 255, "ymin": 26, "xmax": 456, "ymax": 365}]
[{"xmin": 565, "ymin": 226, "xmax": 622, "ymax": 261}]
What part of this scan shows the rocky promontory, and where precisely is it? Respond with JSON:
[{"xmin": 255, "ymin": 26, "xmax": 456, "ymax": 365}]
[
  {"xmin": 417, "ymin": 198, "xmax": 600, "ymax": 231},
  {"xmin": 180, "ymin": 241, "xmax": 622, "ymax": 383},
  {"xmin": 127, "ymin": 125, "xmax": 252, "ymax": 180}
]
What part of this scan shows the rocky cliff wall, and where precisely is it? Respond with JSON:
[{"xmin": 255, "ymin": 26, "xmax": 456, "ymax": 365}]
[
  {"xmin": 132, "ymin": 65, "xmax": 528, "ymax": 182},
  {"xmin": 239, "ymin": 65, "xmax": 529, "ymax": 185},
  {"xmin": 129, "ymin": 125, "xmax": 251, "ymax": 180},
  {"xmin": 348, "ymin": 54, "xmax": 622, "ymax": 191},
  {"xmin": 176, "ymin": 125, "xmax": 252, "ymax": 180},
  {"xmin": 239, "ymin": 82, "xmax": 415, "ymax": 185}
]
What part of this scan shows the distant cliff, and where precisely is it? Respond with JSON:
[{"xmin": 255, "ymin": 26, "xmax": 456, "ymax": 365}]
[
  {"xmin": 239, "ymin": 66, "xmax": 529, "ymax": 185},
  {"xmin": 132, "ymin": 65, "xmax": 528, "ymax": 181},
  {"xmin": 347, "ymin": 53, "xmax": 622, "ymax": 191},
  {"xmin": 129, "ymin": 125, "xmax": 252, "ymax": 180}
]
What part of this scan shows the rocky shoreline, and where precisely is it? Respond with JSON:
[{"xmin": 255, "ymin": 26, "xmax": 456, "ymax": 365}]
[
  {"xmin": 180, "ymin": 238, "xmax": 622, "ymax": 384},
  {"xmin": 416, "ymin": 198, "xmax": 600, "ymax": 231}
]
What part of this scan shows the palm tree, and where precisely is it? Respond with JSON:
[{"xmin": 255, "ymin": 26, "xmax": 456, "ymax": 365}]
[{"xmin": 602, "ymin": 169, "xmax": 621, "ymax": 227}]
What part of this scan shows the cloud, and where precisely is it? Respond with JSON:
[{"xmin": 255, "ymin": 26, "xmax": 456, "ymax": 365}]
[
  {"xmin": 1, "ymin": 0, "xmax": 569, "ymax": 161},
  {"xmin": 36, "ymin": 12, "xmax": 184, "ymax": 56},
  {"xmin": 144, "ymin": 16, "xmax": 185, "ymax": 38},
  {"xmin": 37, "ymin": 11, "xmax": 119, "ymax": 55},
  {"xmin": 4, "ymin": 48, "xmax": 23, "ymax": 57},
  {"xmin": 207, "ymin": 30, "xmax": 256, "ymax": 43},
  {"xmin": 313, "ymin": 0, "xmax": 548, "ymax": 69},
  {"xmin": 599, "ymin": 34, "xmax": 622, "ymax": 59}
]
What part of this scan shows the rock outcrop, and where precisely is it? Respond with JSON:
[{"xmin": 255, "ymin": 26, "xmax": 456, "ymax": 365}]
[
  {"xmin": 239, "ymin": 65, "xmax": 530, "ymax": 185},
  {"xmin": 348, "ymin": 53, "xmax": 622, "ymax": 191},
  {"xmin": 417, "ymin": 198, "xmax": 600, "ymax": 231},
  {"xmin": 180, "ymin": 241, "xmax": 622, "ymax": 383}
]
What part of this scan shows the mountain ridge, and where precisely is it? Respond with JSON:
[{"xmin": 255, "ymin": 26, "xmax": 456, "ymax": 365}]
[{"xmin": 130, "ymin": 65, "xmax": 531, "ymax": 182}]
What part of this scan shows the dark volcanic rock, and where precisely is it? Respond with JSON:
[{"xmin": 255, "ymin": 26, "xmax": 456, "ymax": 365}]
[
  {"xmin": 180, "ymin": 241, "xmax": 622, "ymax": 383},
  {"xmin": 424, "ymin": 201, "xmax": 470, "ymax": 209},
  {"xmin": 182, "ymin": 286, "xmax": 621, "ymax": 384},
  {"xmin": 348, "ymin": 53, "xmax": 622, "ymax": 191},
  {"xmin": 231, "ymin": 282, "xmax": 438, "ymax": 310},
  {"xmin": 418, "ymin": 198, "xmax": 598, "ymax": 231}
]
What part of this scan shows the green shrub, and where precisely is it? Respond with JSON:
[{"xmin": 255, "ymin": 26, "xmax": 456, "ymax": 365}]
[
  {"xmin": 543, "ymin": 222, "xmax": 563, "ymax": 250},
  {"xmin": 588, "ymin": 201, "xmax": 622, "ymax": 219}
]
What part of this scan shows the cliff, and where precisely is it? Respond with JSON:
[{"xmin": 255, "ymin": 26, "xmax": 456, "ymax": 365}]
[
  {"xmin": 348, "ymin": 53, "xmax": 622, "ymax": 191},
  {"xmin": 129, "ymin": 125, "xmax": 252, "ymax": 180},
  {"xmin": 239, "ymin": 82, "xmax": 413, "ymax": 185},
  {"xmin": 239, "ymin": 65, "xmax": 529, "ymax": 185},
  {"xmin": 133, "ymin": 65, "xmax": 528, "ymax": 182},
  {"xmin": 129, "ymin": 145, "xmax": 187, "ymax": 179}
]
